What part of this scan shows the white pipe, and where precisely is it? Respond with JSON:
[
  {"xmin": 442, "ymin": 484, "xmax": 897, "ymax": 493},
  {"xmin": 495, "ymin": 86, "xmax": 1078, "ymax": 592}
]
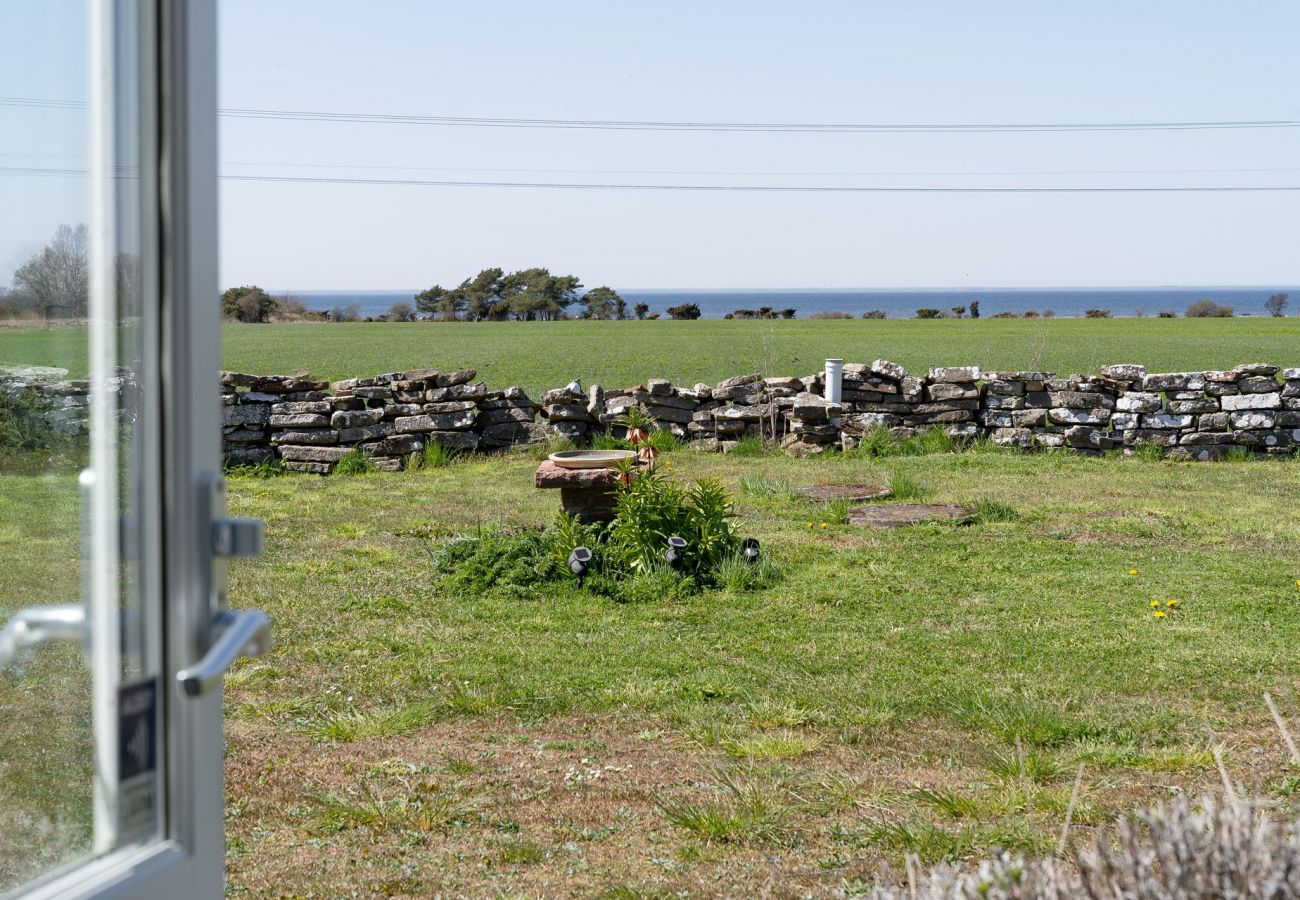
[{"xmin": 824, "ymin": 359, "xmax": 843, "ymax": 405}]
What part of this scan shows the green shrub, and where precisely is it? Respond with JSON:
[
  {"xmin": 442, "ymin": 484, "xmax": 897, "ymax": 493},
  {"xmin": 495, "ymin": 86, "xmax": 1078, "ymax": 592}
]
[
  {"xmin": 1185, "ymin": 299, "xmax": 1234, "ymax": 318},
  {"xmin": 437, "ymin": 527, "xmax": 560, "ymax": 596},
  {"xmin": 608, "ymin": 466, "xmax": 738, "ymax": 575},
  {"xmin": 1084, "ymin": 308, "xmax": 1112, "ymax": 318},
  {"xmin": 914, "ymin": 308, "xmax": 941, "ymax": 319}
]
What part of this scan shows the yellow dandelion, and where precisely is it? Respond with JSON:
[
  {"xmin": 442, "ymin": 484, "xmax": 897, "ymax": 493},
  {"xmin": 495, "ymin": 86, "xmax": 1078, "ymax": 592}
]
[
  {"xmin": 1149, "ymin": 600, "xmax": 1160, "ymax": 608},
  {"xmin": 820, "ymin": 522, "xmax": 829, "ymax": 529},
  {"xmin": 1166, "ymin": 599, "xmax": 1179, "ymax": 607},
  {"xmin": 1154, "ymin": 610, "xmax": 1166, "ymax": 619},
  {"xmin": 807, "ymin": 521, "xmax": 814, "ymax": 528},
  {"xmin": 1128, "ymin": 569, "xmax": 1138, "ymax": 576}
]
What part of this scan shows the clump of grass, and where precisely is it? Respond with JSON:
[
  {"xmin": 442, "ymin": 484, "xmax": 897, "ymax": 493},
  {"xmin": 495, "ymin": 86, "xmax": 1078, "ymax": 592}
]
[
  {"xmin": 724, "ymin": 729, "xmax": 822, "ymax": 760},
  {"xmin": 746, "ymin": 701, "xmax": 813, "ymax": 730},
  {"xmin": 311, "ymin": 777, "xmax": 471, "ymax": 835},
  {"xmin": 739, "ymin": 474, "xmax": 796, "ymax": 500},
  {"xmin": 531, "ymin": 434, "xmax": 576, "ymax": 459},
  {"xmin": 308, "ymin": 702, "xmax": 440, "ymax": 742},
  {"xmin": 898, "ymin": 426, "xmax": 961, "ymax": 456},
  {"xmin": 1226, "ymin": 445, "xmax": 1255, "ymax": 462},
  {"xmin": 416, "ymin": 441, "xmax": 460, "ymax": 469},
  {"xmin": 714, "ymin": 550, "xmax": 781, "ymax": 593},
  {"xmin": 1132, "ymin": 442, "xmax": 1166, "ymax": 462},
  {"xmin": 815, "ymin": 498, "xmax": 851, "ymax": 524},
  {"xmin": 590, "ymin": 430, "xmax": 630, "ymax": 451},
  {"xmin": 333, "ymin": 447, "xmax": 373, "ymax": 476},
  {"xmin": 886, "ymin": 470, "xmax": 929, "ymax": 501},
  {"xmin": 945, "ymin": 693, "xmax": 1115, "ymax": 748},
  {"xmin": 972, "ymin": 498, "xmax": 1019, "ymax": 524},
  {"xmin": 491, "ymin": 837, "xmax": 544, "ymax": 866},
  {"xmin": 987, "ymin": 746, "xmax": 1066, "ymax": 786},
  {"xmin": 437, "ymin": 527, "xmax": 560, "ymax": 596},
  {"xmin": 913, "ymin": 786, "xmax": 983, "ymax": 819},
  {"xmin": 853, "ymin": 425, "xmax": 897, "ymax": 458},
  {"xmin": 596, "ymin": 566, "xmax": 697, "ymax": 604},
  {"xmin": 225, "ymin": 456, "xmax": 286, "ymax": 478},
  {"xmin": 643, "ymin": 428, "xmax": 679, "ymax": 452},
  {"xmin": 727, "ymin": 433, "xmax": 769, "ymax": 457},
  {"xmin": 656, "ymin": 772, "xmax": 789, "ymax": 844}
]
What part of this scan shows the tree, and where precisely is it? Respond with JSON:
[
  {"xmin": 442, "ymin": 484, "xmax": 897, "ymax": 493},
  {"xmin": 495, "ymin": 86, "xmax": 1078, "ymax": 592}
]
[
  {"xmin": 11, "ymin": 224, "xmax": 89, "ymax": 318},
  {"xmin": 1265, "ymin": 292, "xmax": 1289, "ymax": 317},
  {"xmin": 415, "ymin": 285, "xmax": 459, "ymax": 320},
  {"xmin": 581, "ymin": 286, "xmax": 624, "ymax": 319},
  {"xmin": 221, "ymin": 285, "xmax": 277, "ymax": 323},
  {"xmin": 388, "ymin": 301, "xmax": 416, "ymax": 322},
  {"xmin": 498, "ymin": 268, "xmax": 581, "ymax": 320},
  {"xmin": 460, "ymin": 267, "xmax": 504, "ymax": 321},
  {"xmin": 969, "ymin": 300, "xmax": 980, "ymax": 319},
  {"xmin": 666, "ymin": 302, "xmax": 701, "ymax": 320},
  {"xmin": 633, "ymin": 302, "xmax": 650, "ymax": 320},
  {"xmin": 950, "ymin": 306, "xmax": 966, "ymax": 318},
  {"xmin": 778, "ymin": 308, "xmax": 797, "ymax": 319},
  {"xmin": 329, "ymin": 303, "xmax": 361, "ymax": 322}
]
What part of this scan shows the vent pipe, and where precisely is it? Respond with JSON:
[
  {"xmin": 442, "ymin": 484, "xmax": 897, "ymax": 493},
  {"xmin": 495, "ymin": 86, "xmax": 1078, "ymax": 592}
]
[{"xmin": 824, "ymin": 358, "xmax": 843, "ymax": 405}]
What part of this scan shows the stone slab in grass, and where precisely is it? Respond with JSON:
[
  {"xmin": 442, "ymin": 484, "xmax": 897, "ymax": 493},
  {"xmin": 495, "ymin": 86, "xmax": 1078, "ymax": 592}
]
[
  {"xmin": 799, "ymin": 483, "xmax": 892, "ymax": 503},
  {"xmin": 847, "ymin": 503, "xmax": 974, "ymax": 528}
]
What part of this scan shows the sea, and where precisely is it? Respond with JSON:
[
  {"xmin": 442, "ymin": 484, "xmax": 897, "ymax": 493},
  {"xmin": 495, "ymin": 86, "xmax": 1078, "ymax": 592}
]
[{"xmin": 283, "ymin": 287, "xmax": 1298, "ymax": 321}]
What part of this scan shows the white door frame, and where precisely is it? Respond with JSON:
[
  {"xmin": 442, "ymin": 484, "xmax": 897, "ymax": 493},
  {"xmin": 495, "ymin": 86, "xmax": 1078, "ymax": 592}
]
[{"xmin": 15, "ymin": 1, "xmax": 227, "ymax": 897}]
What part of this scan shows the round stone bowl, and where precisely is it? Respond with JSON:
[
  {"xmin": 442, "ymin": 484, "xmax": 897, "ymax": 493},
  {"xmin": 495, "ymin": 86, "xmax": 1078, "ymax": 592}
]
[{"xmin": 547, "ymin": 449, "xmax": 637, "ymax": 469}]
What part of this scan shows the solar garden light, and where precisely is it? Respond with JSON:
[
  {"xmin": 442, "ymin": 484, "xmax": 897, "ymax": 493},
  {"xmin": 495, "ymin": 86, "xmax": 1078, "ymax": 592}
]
[
  {"xmin": 663, "ymin": 535, "xmax": 688, "ymax": 568},
  {"xmin": 741, "ymin": 537, "xmax": 761, "ymax": 564},
  {"xmin": 568, "ymin": 546, "xmax": 593, "ymax": 586}
]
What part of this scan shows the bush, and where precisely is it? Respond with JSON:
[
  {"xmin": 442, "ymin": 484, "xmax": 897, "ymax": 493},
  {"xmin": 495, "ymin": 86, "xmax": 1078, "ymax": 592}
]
[
  {"xmin": 1158, "ymin": 310, "xmax": 1177, "ymax": 318},
  {"xmin": 990, "ymin": 311, "xmax": 1018, "ymax": 319},
  {"xmin": 666, "ymin": 302, "xmax": 701, "ymax": 320},
  {"xmin": 1084, "ymin": 308, "xmax": 1112, "ymax": 318},
  {"xmin": 1185, "ymin": 299, "xmax": 1234, "ymax": 318},
  {"xmin": 808, "ymin": 310, "xmax": 852, "ymax": 319},
  {"xmin": 1022, "ymin": 309, "xmax": 1039, "ymax": 318},
  {"xmin": 730, "ymin": 308, "xmax": 756, "ymax": 319},
  {"xmin": 915, "ymin": 308, "xmax": 941, "ymax": 319},
  {"xmin": 1265, "ymin": 292, "xmax": 1288, "ymax": 317},
  {"xmin": 862, "ymin": 309, "xmax": 887, "ymax": 319},
  {"xmin": 1042, "ymin": 309, "xmax": 1056, "ymax": 318}
]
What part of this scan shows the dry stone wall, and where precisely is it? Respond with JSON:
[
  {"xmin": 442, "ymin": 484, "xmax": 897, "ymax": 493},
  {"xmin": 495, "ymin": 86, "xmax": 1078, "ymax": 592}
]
[{"xmin": 220, "ymin": 361, "xmax": 1300, "ymax": 472}]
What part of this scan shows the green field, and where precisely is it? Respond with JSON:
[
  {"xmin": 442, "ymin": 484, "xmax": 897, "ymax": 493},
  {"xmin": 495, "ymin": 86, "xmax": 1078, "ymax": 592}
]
[
  {"xmin": 3, "ymin": 318, "xmax": 1298, "ymax": 394},
  {"xmin": 208, "ymin": 446, "xmax": 1300, "ymax": 895}
]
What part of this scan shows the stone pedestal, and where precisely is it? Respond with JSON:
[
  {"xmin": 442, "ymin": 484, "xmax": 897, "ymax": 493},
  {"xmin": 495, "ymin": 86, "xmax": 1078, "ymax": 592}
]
[{"xmin": 534, "ymin": 461, "xmax": 629, "ymax": 523}]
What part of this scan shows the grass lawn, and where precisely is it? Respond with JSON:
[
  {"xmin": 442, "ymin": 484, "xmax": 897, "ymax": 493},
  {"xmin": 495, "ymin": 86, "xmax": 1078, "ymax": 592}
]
[
  {"xmin": 3, "ymin": 317, "xmax": 1299, "ymax": 393},
  {"xmin": 211, "ymin": 445, "xmax": 1300, "ymax": 896}
]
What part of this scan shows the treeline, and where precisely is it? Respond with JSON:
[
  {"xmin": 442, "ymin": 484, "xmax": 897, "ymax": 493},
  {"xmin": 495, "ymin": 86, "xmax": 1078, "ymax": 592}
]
[{"xmin": 415, "ymin": 268, "xmax": 630, "ymax": 321}]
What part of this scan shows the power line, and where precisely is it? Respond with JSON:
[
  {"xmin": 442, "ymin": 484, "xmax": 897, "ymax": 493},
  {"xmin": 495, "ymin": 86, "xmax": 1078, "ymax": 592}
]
[
  {"xmin": 8, "ymin": 165, "xmax": 1298, "ymax": 192},
  {"xmin": 221, "ymin": 174, "xmax": 1300, "ymax": 193},
  {"xmin": 222, "ymin": 160, "xmax": 1300, "ymax": 178},
  {"xmin": 4, "ymin": 95, "xmax": 1299, "ymax": 134}
]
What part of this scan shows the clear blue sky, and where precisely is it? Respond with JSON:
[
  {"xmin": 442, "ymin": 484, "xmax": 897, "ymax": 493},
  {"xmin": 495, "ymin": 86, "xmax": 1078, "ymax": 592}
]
[{"xmin": 5, "ymin": 1, "xmax": 1299, "ymax": 291}]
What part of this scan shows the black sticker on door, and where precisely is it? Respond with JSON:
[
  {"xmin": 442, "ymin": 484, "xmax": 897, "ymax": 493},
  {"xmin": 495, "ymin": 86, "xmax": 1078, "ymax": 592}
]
[{"xmin": 118, "ymin": 677, "xmax": 158, "ymax": 841}]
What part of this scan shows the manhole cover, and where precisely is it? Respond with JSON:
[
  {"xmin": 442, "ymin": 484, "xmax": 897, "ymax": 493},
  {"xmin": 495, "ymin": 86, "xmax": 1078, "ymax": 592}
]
[
  {"xmin": 799, "ymin": 483, "xmax": 892, "ymax": 502},
  {"xmin": 847, "ymin": 504, "xmax": 974, "ymax": 528}
]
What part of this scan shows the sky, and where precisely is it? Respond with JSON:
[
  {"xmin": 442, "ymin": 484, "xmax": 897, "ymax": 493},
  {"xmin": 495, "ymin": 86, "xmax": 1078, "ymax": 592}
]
[{"xmin": 4, "ymin": 1, "xmax": 1299, "ymax": 291}]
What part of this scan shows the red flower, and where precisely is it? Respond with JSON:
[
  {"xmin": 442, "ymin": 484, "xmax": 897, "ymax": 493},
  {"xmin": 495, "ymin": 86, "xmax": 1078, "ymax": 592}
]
[{"xmin": 627, "ymin": 427, "xmax": 648, "ymax": 446}]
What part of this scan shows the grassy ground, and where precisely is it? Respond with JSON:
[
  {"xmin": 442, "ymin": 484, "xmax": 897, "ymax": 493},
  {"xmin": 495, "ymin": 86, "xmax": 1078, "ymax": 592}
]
[
  {"xmin": 2, "ymin": 317, "xmax": 1299, "ymax": 393},
  {"xmin": 0, "ymin": 459, "xmax": 94, "ymax": 892},
  {"xmin": 214, "ymin": 445, "xmax": 1300, "ymax": 896}
]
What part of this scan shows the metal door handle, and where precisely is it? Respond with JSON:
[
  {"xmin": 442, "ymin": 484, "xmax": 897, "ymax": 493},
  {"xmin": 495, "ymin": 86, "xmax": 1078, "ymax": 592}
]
[
  {"xmin": 176, "ymin": 608, "xmax": 271, "ymax": 696},
  {"xmin": 0, "ymin": 604, "xmax": 86, "ymax": 669}
]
